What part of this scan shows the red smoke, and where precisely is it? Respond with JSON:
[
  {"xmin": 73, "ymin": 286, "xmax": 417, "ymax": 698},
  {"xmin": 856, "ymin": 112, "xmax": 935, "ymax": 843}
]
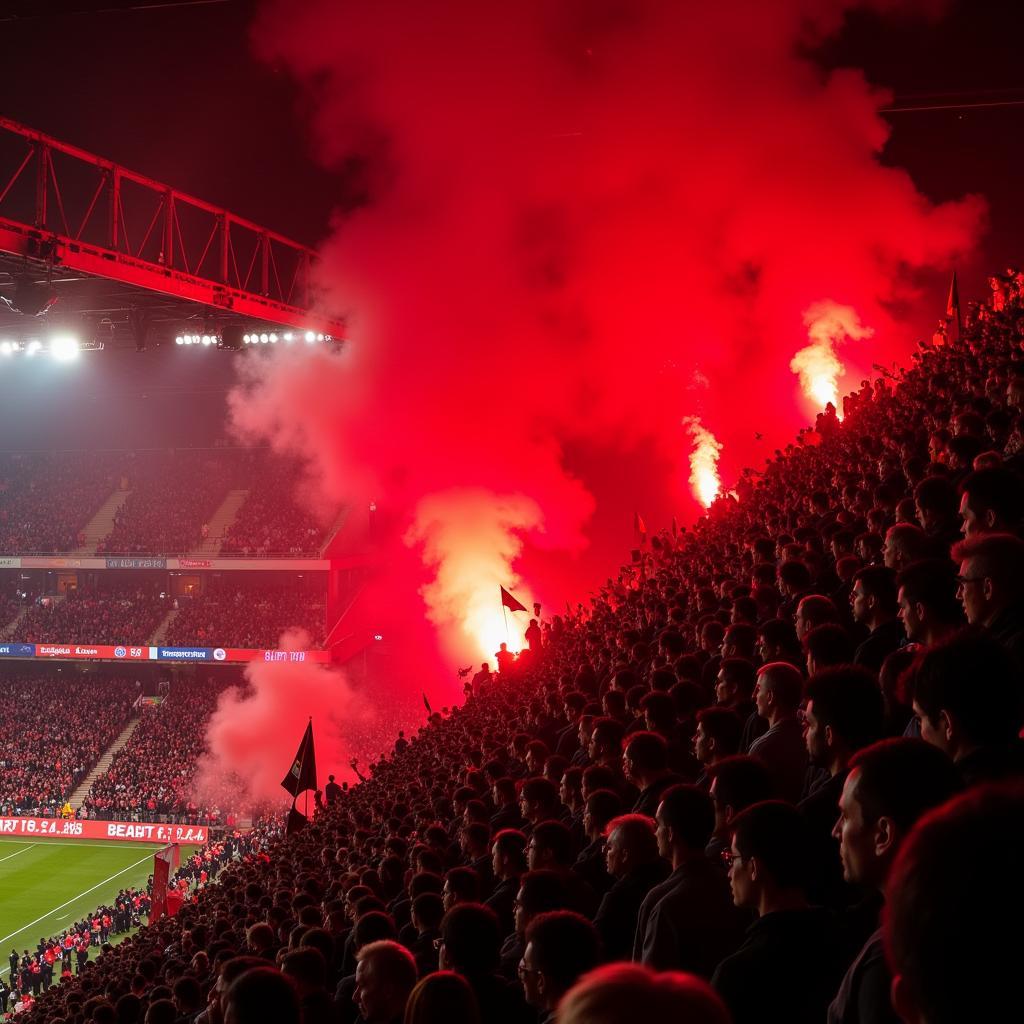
[{"xmin": 221, "ymin": 1, "xmax": 983, "ymax": 731}]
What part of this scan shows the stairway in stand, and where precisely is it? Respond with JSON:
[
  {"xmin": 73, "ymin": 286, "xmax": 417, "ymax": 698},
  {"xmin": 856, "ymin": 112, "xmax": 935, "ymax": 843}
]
[
  {"xmin": 148, "ymin": 608, "xmax": 179, "ymax": 647},
  {"xmin": 67, "ymin": 716, "xmax": 140, "ymax": 812},
  {"xmin": 192, "ymin": 489, "xmax": 249, "ymax": 555},
  {"xmin": 74, "ymin": 488, "xmax": 129, "ymax": 555}
]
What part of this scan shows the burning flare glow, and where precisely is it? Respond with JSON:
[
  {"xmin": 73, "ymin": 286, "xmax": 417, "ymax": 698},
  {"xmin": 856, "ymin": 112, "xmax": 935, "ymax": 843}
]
[
  {"xmin": 682, "ymin": 416, "xmax": 722, "ymax": 509},
  {"xmin": 790, "ymin": 301, "xmax": 874, "ymax": 418}
]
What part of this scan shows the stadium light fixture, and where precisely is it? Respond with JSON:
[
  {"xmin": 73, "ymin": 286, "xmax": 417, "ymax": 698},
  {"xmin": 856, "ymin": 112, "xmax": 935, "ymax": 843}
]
[{"xmin": 50, "ymin": 334, "xmax": 80, "ymax": 362}]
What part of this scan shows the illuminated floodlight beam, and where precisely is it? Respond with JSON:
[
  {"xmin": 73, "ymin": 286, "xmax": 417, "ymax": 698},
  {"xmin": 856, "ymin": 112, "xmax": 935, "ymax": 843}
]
[{"xmin": 50, "ymin": 334, "xmax": 80, "ymax": 362}]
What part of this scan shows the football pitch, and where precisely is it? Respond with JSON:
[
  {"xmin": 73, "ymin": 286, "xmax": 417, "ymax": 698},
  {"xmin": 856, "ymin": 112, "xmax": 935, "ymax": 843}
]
[{"xmin": 0, "ymin": 837, "xmax": 183, "ymax": 976}]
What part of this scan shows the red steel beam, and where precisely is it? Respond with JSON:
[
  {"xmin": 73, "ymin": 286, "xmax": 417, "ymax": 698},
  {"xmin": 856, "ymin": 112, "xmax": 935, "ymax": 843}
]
[{"xmin": 0, "ymin": 116, "xmax": 344, "ymax": 337}]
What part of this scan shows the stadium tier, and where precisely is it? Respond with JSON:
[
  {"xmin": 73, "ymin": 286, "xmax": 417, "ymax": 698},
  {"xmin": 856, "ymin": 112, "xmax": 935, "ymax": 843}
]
[{"xmin": 1, "ymin": 270, "xmax": 1021, "ymax": 1023}]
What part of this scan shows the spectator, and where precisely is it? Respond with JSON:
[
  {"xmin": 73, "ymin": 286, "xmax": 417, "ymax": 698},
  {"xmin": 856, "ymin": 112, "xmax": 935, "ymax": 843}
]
[
  {"xmin": 804, "ymin": 623, "xmax": 855, "ymax": 675},
  {"xmin": 519, "ymin": 912, "xmax": 599, "ymax": 1024},
  {"xmin": 851, "ymin": 566, "xmax": 904, "ymax": 673},
  {"xmin": 952, "ymin": 532, "xmax": 1024, "ymax": 665},
  {"xmin": 712, "ymin": 801, "xmax": 846, "ymax": 1024},
  {"xmin": 634, "ymin": 784, "xmax": 739, "ymax": 975},
  {"xmin": 748, "ymin": 663, "xmax": 807, "ymax": 803},
  {"xmin": 594, "ymin": 815, "xmax": 669, "ymax": 961},
  {"xmin": 957, "ymin": 467, "xmax": 1024, "ymax": 537},
  {"xmin": 403, "ymin": 972, "xmax": 480, "ymax": 1024},
  {"xmin": 352, "ymin": 941, "xmax": 417, "ymax": 1024},
  {"xmin": 895, "ymin": 558, "xmax": 963, "ymax": 647},
  {"xmin": 829, "ymin": 739, "xmax": 960, "ymax": 1024},
  {"xmin": 621, "ymin": 732, "xmax": 681, "ymax": 817},
  {"xmin": 884, "ymin": 783, "xmax": 1024, "ymax": 1024},
  {"xmin": 224, "ymin": 967, "xmax": 299, "ymax": 1024}
]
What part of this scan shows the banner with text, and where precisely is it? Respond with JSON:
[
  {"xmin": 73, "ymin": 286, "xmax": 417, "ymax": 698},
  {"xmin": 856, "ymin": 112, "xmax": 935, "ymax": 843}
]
[
  {"xmin": 0, "ymin": 817, "xmax": 209, "ymax": 844},
  {"xmin": 0, "ymin": 642, "xmax": 329, "ymax": 664}
]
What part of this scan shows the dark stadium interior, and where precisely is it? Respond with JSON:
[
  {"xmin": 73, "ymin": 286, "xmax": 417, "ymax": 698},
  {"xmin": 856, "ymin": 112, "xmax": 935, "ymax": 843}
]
[{"xmin": 0, "ymin": 2, "xmax": 1023, "ymax": 1024}]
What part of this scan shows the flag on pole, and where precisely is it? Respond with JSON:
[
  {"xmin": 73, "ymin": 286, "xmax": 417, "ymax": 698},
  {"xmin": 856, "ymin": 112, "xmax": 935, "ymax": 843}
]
[
  {"xmin": 946, "ymin": 270, "xmax": 961, "ymax": 341},
  {"xmin": 634, "ymin": 512, "xmax": 647, "ymax": 545},
  {"xmin": 148, "ymin": 844, "xmax": 180, "ymax": 924},
  {"xmin": 500, "ymin": 586, "xmax": 527, "ymax": 613},
  {"xmin": 285, "ymin": 804, "xmax": 308, "ymax": 837},
  {"xmin": 281, "ymin": 720, "xmax": 317, "ymax": 798},
  {"xmin": 423, "ymin": 691, "xmax": 432, "ymax": 715}
]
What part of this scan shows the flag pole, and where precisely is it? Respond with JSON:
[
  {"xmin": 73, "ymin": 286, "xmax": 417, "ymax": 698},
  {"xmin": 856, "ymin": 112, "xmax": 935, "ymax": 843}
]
[
  {"xmin": 502, "ymin": 602, "xmax": 510, "ymax": 646},
  {"xmin": 304, "ymin": 716, "xmax": 311, "ymax": 822}
]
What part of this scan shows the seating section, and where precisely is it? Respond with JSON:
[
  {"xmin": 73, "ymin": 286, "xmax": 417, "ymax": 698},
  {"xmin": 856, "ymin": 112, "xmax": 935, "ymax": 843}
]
[
  {"xmin": 0, "ymin": 675, "xmax": 136, "ymax": 816},
  {"xmin": 79, "ymin": 677, "xmax": 234, "ymax": 825},
  {"xmin": 17, "ymin": 586, "xmax": 168, "ymax": 646},
  {"xmin": 0, "ymin": 452, "xmax": 118, "ymax": 553},
  {"xmin": 221, "ymin": 456, "xmax": 329, "ymax": 555},
  {"xmin": 163, "ymin": 583, "xmax": 327, "ymax": 649}
]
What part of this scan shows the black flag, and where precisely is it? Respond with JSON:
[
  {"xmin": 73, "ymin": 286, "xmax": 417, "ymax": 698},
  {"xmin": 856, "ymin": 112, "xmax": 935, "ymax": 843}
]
[
  {"xmin": 423, "ymin": 692, "xmax": 432, "ymax": 715},
  {"xmin": 285, "ymin": 804, "xmax": 308, "ymax": 837},
  {"xmin": 281, "ymin": 720, "xmax": 317, "ymax": 798}
]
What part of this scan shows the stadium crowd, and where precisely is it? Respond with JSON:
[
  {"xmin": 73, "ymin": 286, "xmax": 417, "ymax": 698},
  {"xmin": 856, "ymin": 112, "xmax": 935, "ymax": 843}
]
[
  {"xmin": 78, "ymin": 679, "xmax": 233, "ymax": 826},
  {"xmin": 12, "ymin": 271, "xmax": 1024, "ymax": 1024},
  {"xmin": 0, "ymin": 676, "xmax": 137, "ymax": 817},
  {"xmin": 0, "ymin": 453, "xmax": 118, "ymax": 555},
  {"xmin": 96, "ymin": 452, "xmax": 236, "ymax": 557},
  {"xmin": 17, "ymin": 589, "xmax": 168, "ymax": 647},
  {"xmin": 164, "ymin": 585, "xmax": 327, "ymax": 650},
  {"xmin": 220, "ymin": 459, "xmax": 329, "ymax": 557}
]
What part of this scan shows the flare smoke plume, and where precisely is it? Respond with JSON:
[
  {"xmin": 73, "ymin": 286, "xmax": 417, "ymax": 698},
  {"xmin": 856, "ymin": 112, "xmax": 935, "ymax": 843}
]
[
  {"xmin": 791, "ymin": 301, "xmax": 876, "ymax": 414},
  {"xmin": 219, "ymin": 1, "xmax": 983, "ymax": 733},
  {"xmin": 682, "ymin": 417, "xmax": 723, "ymax": 509}
]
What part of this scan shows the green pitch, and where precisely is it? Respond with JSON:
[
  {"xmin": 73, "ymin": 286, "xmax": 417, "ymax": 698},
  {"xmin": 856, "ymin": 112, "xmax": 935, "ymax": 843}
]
[{"xmin": 0, "ymin": 837, "xmax": 184, "ymax": 976}]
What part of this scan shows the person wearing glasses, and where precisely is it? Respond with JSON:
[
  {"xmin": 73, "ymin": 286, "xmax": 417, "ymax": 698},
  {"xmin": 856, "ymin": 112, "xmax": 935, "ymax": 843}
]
[
  {"xmin": 518, "ymin": 911, "xmax": 599, "ymax": 1024},
  {"xmin": 712, "ymin": 801, "xmax": 845, "ymax": 1024}
]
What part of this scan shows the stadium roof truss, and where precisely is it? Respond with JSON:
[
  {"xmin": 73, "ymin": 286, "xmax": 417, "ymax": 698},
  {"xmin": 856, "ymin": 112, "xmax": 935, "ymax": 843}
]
[{"xmin": 0, "ymin": 116, "xmax": 345, "ymax": 345}]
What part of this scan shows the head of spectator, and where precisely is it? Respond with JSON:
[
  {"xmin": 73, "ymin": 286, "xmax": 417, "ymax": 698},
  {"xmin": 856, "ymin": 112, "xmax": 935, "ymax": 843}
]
[
  {"xmin": 583, "ymin": 789, "xmax": 622, "ymax": 843},
  {"xmin": 403, "ymin": 972, "xmax": 480, "ymax": 1024},
  {"xmin": 442, "ymin": 868, "xmax": 480, "ymax": 912},
  {"xmin": 491, "ymin": 829, "xmax": 527, "ymax": 882},
  {"xmin": 915, "ymin": 475, "xmax": 959, "ymax": 538},
  {"xmin": 885, "ymin": 783, "xmax": 1024, "ymax": 1024},
  {"xmin": 726, "ymin": 801, "xmax": 814, "ymax": 915},
  {"xmin": 883, "ymin": 523, "xmax": 930, "ymax": 572},
  {"xmin": 777, "ymin": 560, "xmax": 812, "ymax": 599},
  {"xmin": 513, "ymin": 869, "xmax": 569, "ymax": 940},
  {"xmin": 224, "ymin": 967, "xmax": 299, "ymax": 1024},
  {"xmin": 753, "ymin": 662, "xmax": 803, "ymax": 727},
  {"xmin": 527, "ymin": 820, "xmax": 574, "ymax": 872},
  {"xmin": 720, "ymin": 622, "xmax": 757, "ymax": 660},
  {"xmin": 603, "ymin": 814, "xmax": 660, "ymax": 880},
  {"xmin": 654, "ymin": 784, "xmax": 715, "ymax": 870},
  {"xmin": 558, "ymin": 964, "xmax": 730, "ymax": 1024},
  {"xmin": 354, "ymin": 941, "xmax": 418, "ymax": 1024},
  {"xmin": 706, "ymin": 756, "xmax": 775, "ymax": 839},
  {"xmin": 804, "ymin": 666, "xmax": 883, "ymax": 776},
  {"xmin": 281, "ymin": 947, "xmax": 327, "ymax": 1000},
  {"xmin": 804, "ymin": 623, "xmax": 854, "ymax": 676},
  {"xmin": 832, "ymin": 739, "xmax": 960, "ymax": 892},
  {"xmin": 851, "ymin": 565, "xmax": 899, "ymax": 632},
  {"xmin": 714, "ymin": 658, "xmax": 756, "ymax": 711},
  {"xmin": 621, "ymin": 731, "xmax": 672, "ymax": 792},
  {"xmin": 518, "ymin": 777, "xmax": 561, "ymax": 826},
  {"xmin": 794, "ymin": 595, "xmax": 839, "ymax": 642},
  {"xmin": 952, "ymin": 532, "xmax": 1024, "ymax": 626},
  {"xmin": 438, "ymin": 904, "xmax": 500, "ymax": 978},
  {"xmin": 896, "ymin": 558, "xmax": 964, "ymax": 646},
  {"xmin": 756, "ymin": 619, "xmax": 800, "ymax": 663},
  {"xmin": 910, "ymin": 630, "xmax": 1024, "ymax": 770},
  {"xmin": 693, "ymin": 707, "xmax": 742, "ymax": 768},
  {"xmin": 588, "ymin": 718, "xmax": 626, "ymax": 769},
  {"xmin": 959, "ymin": 468, "xmax": 1024, "ymax": 537},
  {"xmin": 519, "ymin": 912, "xmax": 600, "ymax": 1017}
]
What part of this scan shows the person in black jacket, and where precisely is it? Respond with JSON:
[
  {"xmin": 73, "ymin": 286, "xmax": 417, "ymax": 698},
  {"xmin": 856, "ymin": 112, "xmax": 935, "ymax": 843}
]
[
  {"xmin": 712, "ymin": 801, "xmax": 846, "ymax": 1024},
  {"xmin": 594, "ymin": 814, "xmax": 670, "ymax": 961}
]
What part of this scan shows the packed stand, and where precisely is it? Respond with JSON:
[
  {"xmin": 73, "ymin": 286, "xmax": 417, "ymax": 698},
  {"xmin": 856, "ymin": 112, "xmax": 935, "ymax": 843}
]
[
  {"xmin": 96, "ymin": 451, "xmax": 240, "ymax": 556},
  {"xmin": 0, "ymin": 676, "xmax": 137, "ymax": 817},
  {"xmin": 220, "ymin": 457, "xmax": 331, "ymax": 556},
  {"xmin": 19, "ymin": 270, "xmax": 1024, "ymax": 1024},
  {"xmin": 0, "ymin": 453, "xmax": 119, "ymax": 554},
  {"xmin": 79, "ymin": 678, "xmax": 234, "ymax": 826},
  {"xmin": 163, "ymin": 584, "xmax": 327, "ymax": 650},
  {"xmin": 17, "ymin": 586, "xmax": 168, "ymax": 646}
]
